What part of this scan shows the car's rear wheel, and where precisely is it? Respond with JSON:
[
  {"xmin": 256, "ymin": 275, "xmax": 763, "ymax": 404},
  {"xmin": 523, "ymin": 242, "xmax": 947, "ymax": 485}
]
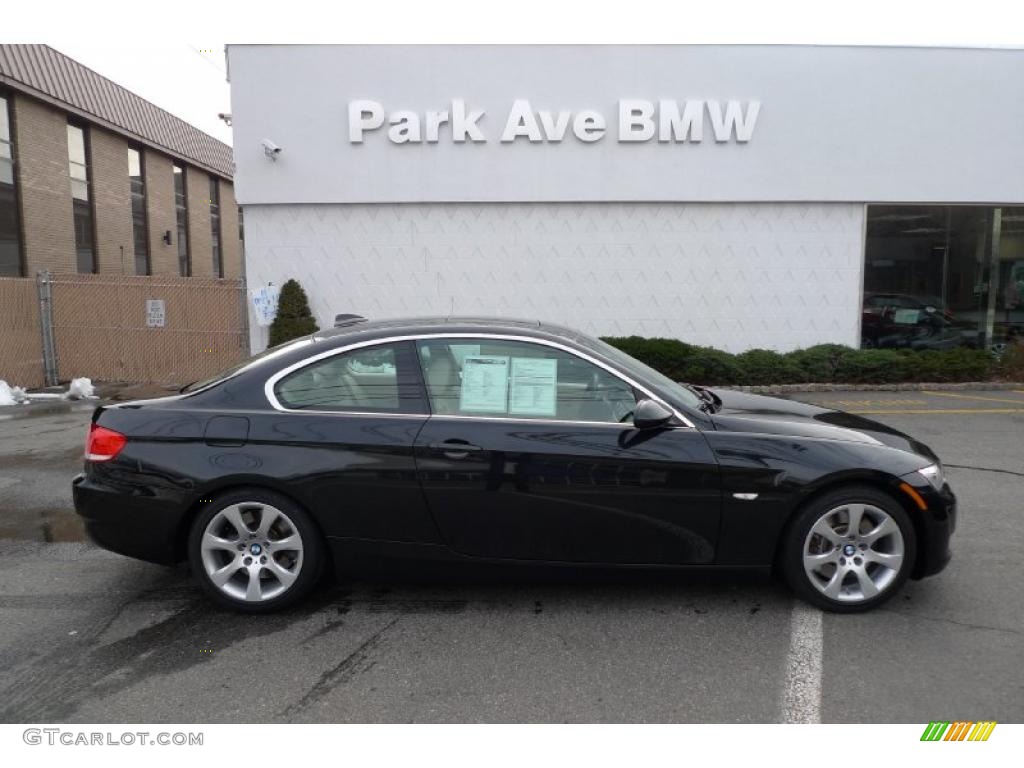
[
  {"xmin": 783, "ymin": 486, "xmax": 916, "ymax": 612},
  {"xmin": 188, "ymin": 488, "xmax": 324, "ymax": 613}
]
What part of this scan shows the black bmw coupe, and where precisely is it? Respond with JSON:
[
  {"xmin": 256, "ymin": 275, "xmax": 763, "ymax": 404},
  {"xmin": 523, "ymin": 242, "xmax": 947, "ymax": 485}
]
[{"xmin": 73, "ymin": 317, "xmax": 955, "ymax": 613}]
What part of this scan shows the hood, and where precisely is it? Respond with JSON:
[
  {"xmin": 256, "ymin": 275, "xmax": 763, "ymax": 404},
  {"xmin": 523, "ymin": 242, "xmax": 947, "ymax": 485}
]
[{"xmin": 707, "ymin": 389, "xmax": 937, "ymax": 462}]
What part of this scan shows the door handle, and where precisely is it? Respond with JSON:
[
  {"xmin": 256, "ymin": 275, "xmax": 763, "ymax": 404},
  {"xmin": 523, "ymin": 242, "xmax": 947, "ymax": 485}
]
[{"xmin": 429, "ymin": 441, "xmax": 483, "ymax": 459}]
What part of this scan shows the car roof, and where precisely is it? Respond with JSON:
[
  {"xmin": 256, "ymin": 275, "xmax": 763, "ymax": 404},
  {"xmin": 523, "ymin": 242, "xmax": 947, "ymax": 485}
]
[
  {"xmin": 221, "ymin": 316, "xmax": 602, "ymax": 384},
  {"xmin": 313, "ymin": 316, "xmax": 588, "ymax": 346}
]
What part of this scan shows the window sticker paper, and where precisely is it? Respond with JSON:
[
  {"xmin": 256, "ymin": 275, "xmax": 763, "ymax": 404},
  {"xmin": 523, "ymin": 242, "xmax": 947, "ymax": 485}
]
[
  {"xmin": 893, "ymin": 309, "xmax": 921, "ymax": 325},
  {"xmin": 509, "ymin": 357, "xmax": 558, "ymax": 417},
  {"xmin": 459, "ymin": 356, "xmax": 510, "ymax": 413},
  {"xmin": 448, "ymin": 344, "xmax": 481, "ymax": 369}
]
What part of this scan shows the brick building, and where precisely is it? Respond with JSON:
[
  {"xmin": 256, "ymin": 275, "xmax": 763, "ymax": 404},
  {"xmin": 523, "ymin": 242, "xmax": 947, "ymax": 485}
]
[{"xmin": 0, "ymin": 44, "xmax": 242, "ymax": 280}]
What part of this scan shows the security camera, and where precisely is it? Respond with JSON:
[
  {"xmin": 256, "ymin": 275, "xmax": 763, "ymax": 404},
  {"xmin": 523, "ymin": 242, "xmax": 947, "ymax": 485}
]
[{"xmin": 260, "ymin": 139, "xmax": 282, "ymax": 160}]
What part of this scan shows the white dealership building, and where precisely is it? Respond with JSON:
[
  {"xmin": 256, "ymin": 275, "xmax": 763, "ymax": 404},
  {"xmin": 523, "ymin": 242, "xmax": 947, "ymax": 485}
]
[{"xmin": 228, "ymin": 45, "xmax": 1024, "ymax": 354}]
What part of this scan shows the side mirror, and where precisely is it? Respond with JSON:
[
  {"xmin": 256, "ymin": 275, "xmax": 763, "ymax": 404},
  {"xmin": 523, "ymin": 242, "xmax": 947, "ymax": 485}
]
[{"xmin": 633, "ymin": 399, "xmax": 674, "ymax": 430}]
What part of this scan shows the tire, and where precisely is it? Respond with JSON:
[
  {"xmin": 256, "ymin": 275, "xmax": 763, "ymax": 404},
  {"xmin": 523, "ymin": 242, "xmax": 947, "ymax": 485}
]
[
  {"xmin": 187, "ymin": 488, "xmax": 325, "ymax": 613},
  {"xmin": 782, "ymin": 485, "xmax": 917, "ymax": 613}
]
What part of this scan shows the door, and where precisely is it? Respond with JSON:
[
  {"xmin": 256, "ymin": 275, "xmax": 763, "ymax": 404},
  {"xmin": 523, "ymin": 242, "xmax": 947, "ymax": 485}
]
[{"xmin": 412, "ymin": 337, "xmax": 720, "ymax": 564}]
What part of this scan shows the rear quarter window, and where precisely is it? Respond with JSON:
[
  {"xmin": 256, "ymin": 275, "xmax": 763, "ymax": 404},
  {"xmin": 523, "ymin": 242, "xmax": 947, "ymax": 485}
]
[{"xmin": 272, "ymin": 342, "xmax": 425, "ymax": 413}]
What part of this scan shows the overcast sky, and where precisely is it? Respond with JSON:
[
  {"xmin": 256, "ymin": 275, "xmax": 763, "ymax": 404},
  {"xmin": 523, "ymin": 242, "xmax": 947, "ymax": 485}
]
[{"xmin": 52, "ymin": 44, "xmax": 234, "ymax": 146}]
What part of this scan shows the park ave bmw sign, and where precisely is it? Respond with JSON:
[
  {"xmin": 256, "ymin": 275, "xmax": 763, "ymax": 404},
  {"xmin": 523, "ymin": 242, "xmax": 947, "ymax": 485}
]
[{"xmin": 348, "ymin": 99, "xmax": 761, "ymax": 144}]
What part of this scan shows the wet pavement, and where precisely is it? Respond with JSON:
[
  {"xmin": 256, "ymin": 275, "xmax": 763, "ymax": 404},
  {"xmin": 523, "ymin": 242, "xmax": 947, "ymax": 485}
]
[
  {"xmin": 0, "ymin": 392, "xmax": 1021, "ymax": 723},
  {"xmin": 0, "ymin": 405, "xmax": 93, "ymax": 543}
]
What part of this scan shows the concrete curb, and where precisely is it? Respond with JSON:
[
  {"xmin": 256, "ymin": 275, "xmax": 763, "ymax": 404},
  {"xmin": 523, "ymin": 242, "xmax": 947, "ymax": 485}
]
[
  {"xmin": 716, "ymin": 381, "xmax": 1024, "ymax": 395},
  {"xmin": 0, "ymin": 400, "xmax": 100, "ymax": 420}
]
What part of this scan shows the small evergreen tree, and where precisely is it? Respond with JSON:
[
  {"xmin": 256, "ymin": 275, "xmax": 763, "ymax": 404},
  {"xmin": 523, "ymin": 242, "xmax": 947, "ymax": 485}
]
[{"xmin": 268, "ymin": 279, "xmax": 319, "ymax": 346}]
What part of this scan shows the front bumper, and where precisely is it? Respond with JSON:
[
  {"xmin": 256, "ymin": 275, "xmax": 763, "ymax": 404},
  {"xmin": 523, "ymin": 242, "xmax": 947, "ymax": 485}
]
[
  {"xmin": 903, "ymin": 478, "xmax": 956, "ymax": 579},
  {"xmin": 73, "ymin": 472, "xmax": 184, "ymax": 565}
]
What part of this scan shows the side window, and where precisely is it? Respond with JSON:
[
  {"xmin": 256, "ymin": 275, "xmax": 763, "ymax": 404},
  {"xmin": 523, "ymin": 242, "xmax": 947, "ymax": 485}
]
[
  {"xmin": 274, "ymin": 342, "xmax": 425, "ymax": 413},
  {"xmin": 416, "ymin": 339, "xmax": 637, "ymax": 423}
]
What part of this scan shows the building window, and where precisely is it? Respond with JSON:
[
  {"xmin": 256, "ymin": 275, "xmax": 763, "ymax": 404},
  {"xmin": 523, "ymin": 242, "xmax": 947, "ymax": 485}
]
[
  {"xmin": 67, "ymin": 123, "xmax": 95, "ymax": 273},
  {"xmin": 128, "ymin": 148, "xmax": 149, "ymax": 275},
  {"xmin": 862, "ymin": 205, "xmax": 1024, "ymax": 351},
  {"xmin": 0, "ymin": 93, "xmax": 22, "ymax": 277},
  {"xmin": 209, "ymin": 177, "xmax": 222, "ymax": 277},
  {"xmin": 173, "ymin": 164, "xmax": 190, "ymax": 276}
]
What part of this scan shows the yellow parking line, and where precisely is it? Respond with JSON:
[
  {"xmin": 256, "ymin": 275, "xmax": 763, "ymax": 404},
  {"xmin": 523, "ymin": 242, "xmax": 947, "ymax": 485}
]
[
  {"xmin": 922, "ymin": 391, "xmax": 1024, "ymax": 405},
  {"xmin": 850, "ymin": 408, "xmax": 1024, "ymax": 415},
  {"xmin": 833, "ymin": 399, "xmax": 927, "ymax": 407}
]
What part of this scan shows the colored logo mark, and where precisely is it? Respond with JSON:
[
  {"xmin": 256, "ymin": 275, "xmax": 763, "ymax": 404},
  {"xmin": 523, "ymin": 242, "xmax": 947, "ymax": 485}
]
[{"xmin": 920, "ymin": 721, "xmax": 997, "ymax": 741}]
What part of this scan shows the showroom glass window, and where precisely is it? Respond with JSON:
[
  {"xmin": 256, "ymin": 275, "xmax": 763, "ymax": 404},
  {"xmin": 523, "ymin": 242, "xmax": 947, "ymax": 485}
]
[
  {"xmin": 416, "ymin": 338, "xmax": 637, "ymax": 423},
  {"xmin": 274, "ymin": 342, "xmax": 425, "ymax": 413},
  {"xmin": 862, "ymin": 205, "xmax": 1024, "ymax": 351},
  {"xmin": 128, "ymin": 148, "xmax": 149, "ymax": 275},
  {"xmin": 67, "ymin": 123, "xmax": 95, "ymax": 273},
  {"xmin": 173, "ymin": 164, "xmax": 190, "ymax": 276},
  {"xmin": 0, "ymin": 93, "xmax": 22, "ymax": 277},
  {"xmin": 209, "ymin": 177, "xmax": 222, "ymax": 277}
]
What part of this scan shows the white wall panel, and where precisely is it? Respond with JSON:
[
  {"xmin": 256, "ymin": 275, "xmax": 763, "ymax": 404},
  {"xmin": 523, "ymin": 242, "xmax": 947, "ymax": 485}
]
[{"xmin": 245, "ymin": 202, "xmax": 864, "ymax": 354}]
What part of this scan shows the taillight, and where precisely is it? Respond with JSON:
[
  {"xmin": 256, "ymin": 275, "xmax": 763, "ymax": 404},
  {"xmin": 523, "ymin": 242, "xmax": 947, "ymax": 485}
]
[{"xmin": 85, "ymin": 424, "xmax": 127, "ymax": 462}]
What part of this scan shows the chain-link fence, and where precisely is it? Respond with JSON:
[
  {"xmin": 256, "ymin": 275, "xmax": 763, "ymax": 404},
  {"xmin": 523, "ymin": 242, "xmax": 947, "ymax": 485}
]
[
  {"xmin": 0, "ymin": 277, "xmax": 46, "ymax": 388},
  {"xmin": 0, "ymin": 272, "xmax": 249, "ymax": 389}
]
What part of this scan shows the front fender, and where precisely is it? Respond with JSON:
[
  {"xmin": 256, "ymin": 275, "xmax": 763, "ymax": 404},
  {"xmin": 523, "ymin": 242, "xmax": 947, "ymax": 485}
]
[{"xmin": 704, "ymin": 431, "xmax": 932, "ymax": 566}]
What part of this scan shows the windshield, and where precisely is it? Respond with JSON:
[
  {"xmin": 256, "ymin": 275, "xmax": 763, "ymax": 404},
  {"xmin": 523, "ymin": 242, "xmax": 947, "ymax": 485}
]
[
  {"xmin": 181, "ymin": 336, "xmax": 316, "ymax": 393},
  {"xmin": 578, "ymin": 336, "xmax": 703, "ymax": 410}
]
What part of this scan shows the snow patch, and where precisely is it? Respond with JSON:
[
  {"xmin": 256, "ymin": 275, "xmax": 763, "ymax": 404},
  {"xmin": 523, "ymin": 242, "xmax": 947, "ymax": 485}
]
[
  {"xmin": 0, "ymin": 380, "xmax": 28, "ymax": 406},
  {"xmin": 65, "ymin": 377, "xmax": 97, "ymax": 400},
  {"xmin": 0, "ymin": 377, "xmax": 98, "ymax": 405}
]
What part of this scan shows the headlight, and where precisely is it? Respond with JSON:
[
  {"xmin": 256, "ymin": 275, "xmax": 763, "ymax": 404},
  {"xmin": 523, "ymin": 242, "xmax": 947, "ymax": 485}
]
[{"xmin": 917, "ymin": 463, "xmax": 945, "ymax": 490}]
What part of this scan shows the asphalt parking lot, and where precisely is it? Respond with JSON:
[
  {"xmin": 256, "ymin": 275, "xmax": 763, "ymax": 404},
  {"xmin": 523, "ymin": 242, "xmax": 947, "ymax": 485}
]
[{"xmin": 0, "ymin": 390, "xmax": 1021, "ymax": 723}]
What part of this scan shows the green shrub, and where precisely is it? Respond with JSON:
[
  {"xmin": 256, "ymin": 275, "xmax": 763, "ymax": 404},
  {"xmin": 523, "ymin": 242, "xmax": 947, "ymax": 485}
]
[
  {"xmin": 835, "ymin": 348, "xmax": 913, "ymax": 383},
  {"xmin": 734, "ymin": 349, "xmax": 805, "ymax": 385},
  {"xmin": 680, "ymin": 347, "xmax": 744, "ymax": 386},
  {"xmin": 913, "ymin": 348, "xmax": 993, "ymax": 383},
  {"xmin": 783, "ymin": 344, "xmax": 854, "ymax": 382},
  {"xmin": 996, "ymin": 342, "xmax": 1024, "ymax": 380},
  {"xmin": 268, "ymin": 279, "xmax": 319, "ymax": 346},
  {"xmin": 600, "ymin": 336, "xmax": 997, "ymax": 385},
  {"xmin": 601, "ymin": 336, "xmax": 697, "ymax": 381}
]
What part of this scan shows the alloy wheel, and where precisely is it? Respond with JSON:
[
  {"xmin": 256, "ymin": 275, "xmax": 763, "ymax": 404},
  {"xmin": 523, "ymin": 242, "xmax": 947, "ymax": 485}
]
[
  {"xmin": 802, "ymin": 502, "xmax": 905, "ymax": 603},
  {"xmin": 199, "ymin": 502, "xmax": 305, "ymax": 602}
]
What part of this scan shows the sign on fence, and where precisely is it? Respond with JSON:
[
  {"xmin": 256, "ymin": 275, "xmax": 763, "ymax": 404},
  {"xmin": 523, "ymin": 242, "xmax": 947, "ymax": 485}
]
[
  {"xmin": 250, "ymin": 285, "xmax": 281, "ymax": 327},
  {"xmin": 145, "ymin": 299, "xmax": 166, "ymax": 328}
]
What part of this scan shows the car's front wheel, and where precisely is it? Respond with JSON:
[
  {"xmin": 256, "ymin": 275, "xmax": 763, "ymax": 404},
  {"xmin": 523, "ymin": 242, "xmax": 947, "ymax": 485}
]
[
  {"xmin": 783, "ymin": 486, "xmax": 917, "ymax": 612},
  {"xmin": 188, "ymin": 488, "xmax": 324, "ymax": 613}
]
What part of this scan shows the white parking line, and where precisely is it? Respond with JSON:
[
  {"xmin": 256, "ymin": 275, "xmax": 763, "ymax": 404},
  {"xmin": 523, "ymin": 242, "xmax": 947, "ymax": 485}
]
[{"xmin": 782, "ymin": 602, "xmax": 823, "ymax": 723}]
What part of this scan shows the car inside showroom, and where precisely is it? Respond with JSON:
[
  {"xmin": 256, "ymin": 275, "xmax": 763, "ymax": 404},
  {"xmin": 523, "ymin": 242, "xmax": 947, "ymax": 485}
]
[{"xmin": 863, "ymin": 205, "xmax": 1024, "ymax": 352}]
